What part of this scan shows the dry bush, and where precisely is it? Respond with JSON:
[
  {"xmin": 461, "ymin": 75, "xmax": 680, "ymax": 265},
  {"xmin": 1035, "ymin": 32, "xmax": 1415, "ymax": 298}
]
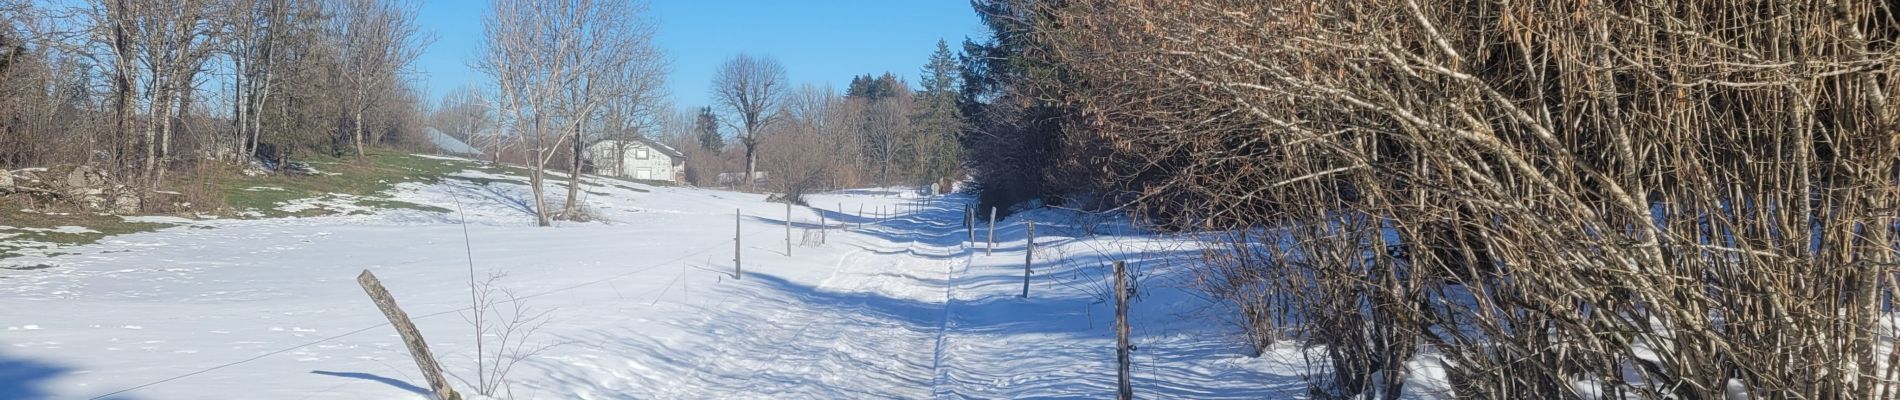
[
  {"xmin": 1036, "ymin": 0, "xmax": 1900, "ymax": 398},
  {"xmin": 756, "ymin": 125, "xmax": 837, "ymax": 204},
  {"xmin": 552, "ymin": 200, "xmax": 602, "ymax": 223},
  {"xmin": 147, "ymin": 160, "xmax": 230, "ymax": 214},
  {"xmin": 457, "ymin": 271, "xmax": 557, "ymax": 398},
  {"xmin": 681, "ymin": 144, "xmax": 744, "ymax": 187}
]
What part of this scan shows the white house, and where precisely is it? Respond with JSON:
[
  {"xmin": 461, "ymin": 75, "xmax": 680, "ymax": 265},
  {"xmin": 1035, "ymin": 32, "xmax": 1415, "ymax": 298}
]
[{"xmin": 585, "ymin": 137, "xmax": 685, "ymax": 183}]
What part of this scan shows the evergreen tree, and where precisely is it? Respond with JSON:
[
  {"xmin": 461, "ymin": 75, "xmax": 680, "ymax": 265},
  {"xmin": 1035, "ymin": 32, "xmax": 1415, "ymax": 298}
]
[
  {"xmin": 911, "ymin": 39, "xmax": 964, "ymax": 184},
  {"xmin": 874, "ymin": 73, "xmax": 902, "ymax": 100},
  {"xmin": 847, "ymin": 73, "xmax": 903, "ymax": 101},
  {"xmin": 846, "ymin": 75, "xmax": 872, "ymax": 99},
  {"xmin": 695, "ymin": 106, "xmax": 723, "ymax": 150},
  {"xmin": 958, "ymin": 0, "xmax": 1075, "ymax": 213}
]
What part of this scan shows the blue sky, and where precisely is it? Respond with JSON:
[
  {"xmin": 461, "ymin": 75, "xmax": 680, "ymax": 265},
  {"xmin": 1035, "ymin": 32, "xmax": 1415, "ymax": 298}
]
[{"xmin": 413, "ymin": 0, "xmax": 989, "ymax": 110}]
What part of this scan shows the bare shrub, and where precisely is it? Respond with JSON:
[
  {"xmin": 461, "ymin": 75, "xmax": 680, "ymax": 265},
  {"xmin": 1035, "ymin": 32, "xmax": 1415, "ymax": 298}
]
[
  {"xmin": 1029, "ymin": 0, "xmax": 1900, "ymax": 398},
  {"xmin": 148, "ymin": 160, "xmax": 230, "ymax": 214},
  {"xmin": 756, "ymin": 116, "xmax": 840, "ymax": 204},
  {"xmin": 552, "ymin": 200, "xmax": 602, "ymax": 223},
  {"xmin": 457, "ymin": 272, "xmax": 557, "ymax": 398}
]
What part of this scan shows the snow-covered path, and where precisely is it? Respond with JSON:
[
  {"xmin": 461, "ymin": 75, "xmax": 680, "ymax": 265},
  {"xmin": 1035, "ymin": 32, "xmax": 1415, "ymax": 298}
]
[{"xmin": 1, "ymin": 166, "xmax": 1302, "ymax": 399}]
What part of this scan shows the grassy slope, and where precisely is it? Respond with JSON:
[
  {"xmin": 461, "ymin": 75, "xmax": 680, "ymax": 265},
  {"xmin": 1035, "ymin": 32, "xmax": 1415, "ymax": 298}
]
[
  {"xmin": 220, "ymin": 151, "xmax": 491, "ymax": 217},
  {"xmin": 0, "ymin": 151, "xmax": 494, "ymax": 259}
]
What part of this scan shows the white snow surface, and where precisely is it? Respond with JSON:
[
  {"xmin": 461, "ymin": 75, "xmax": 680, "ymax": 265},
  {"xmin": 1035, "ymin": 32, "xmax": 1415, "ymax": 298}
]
[{"xmin": 0, "ymin": 164, "xmax": 1387, "ymax": 399}]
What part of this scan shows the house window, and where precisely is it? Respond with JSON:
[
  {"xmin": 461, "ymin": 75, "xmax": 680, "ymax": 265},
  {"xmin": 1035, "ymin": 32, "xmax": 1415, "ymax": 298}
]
[
  {"xmin": 635, "ymin": 148, "xmax": 650, "ymax": 160},
  {"xmin": 635, "ymin": 168, "xmax": 653, "ymax": 180}
]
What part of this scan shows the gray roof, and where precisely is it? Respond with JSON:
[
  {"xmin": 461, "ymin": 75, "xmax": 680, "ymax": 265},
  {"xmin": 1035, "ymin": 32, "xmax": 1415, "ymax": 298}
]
[
  {"xmin": 426, "ymin": 128, "xmax": 482, "ymax": 155},
  {"xmin": 589, "ymin": 136, "xmax": 685, "ymax": 159}
]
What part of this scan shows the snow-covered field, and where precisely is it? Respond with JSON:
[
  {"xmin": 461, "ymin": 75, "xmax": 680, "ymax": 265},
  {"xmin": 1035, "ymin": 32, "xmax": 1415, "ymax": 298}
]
[{"xmin": 1, "ymin": 158, "xmax": 1319, "ymax": 399}]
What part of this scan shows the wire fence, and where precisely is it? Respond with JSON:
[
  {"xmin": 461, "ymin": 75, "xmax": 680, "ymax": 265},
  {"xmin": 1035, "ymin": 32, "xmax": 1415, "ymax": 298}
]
[
  {"xmin": 82, "ymin": 195, "xmax": 1120, "ymax": 400},
  {"xmin": 85, "ymin": 213, "xmax": 815, "ymax": 399}
]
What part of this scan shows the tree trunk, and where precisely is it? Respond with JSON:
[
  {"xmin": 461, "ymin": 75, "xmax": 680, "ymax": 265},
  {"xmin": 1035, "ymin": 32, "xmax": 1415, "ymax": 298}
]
[
  {"xmin": 530, "ymin": 117, "xmax": 551, "ymax": 226},
  {"xmin": 530, "ymin": 164, "xmax": 551, "ymax": 226},
  {"xmin": 354, "ymin": 108, "xmax": 367, "ymax": 160},
  {"xmin": 1115, "ymin": 261, "xmax": 1132, "ymax": 400},
  {"xmin": 155, "ymin": 78, "xmax": 191, "ymax": 188},
  {"xmin": 744, "ymin": 137, "xmax": 757, "ymax": 188},
  {"xmin": 562, "ymin": 131, "xmax": 582, "ymax": 216},
  {"xmin": 141, "ymin": 81, "xmax": 165, "ymax": 185},
  {"xmin": 247, "ymin": 65, "xmax": 273, "ymax": 160}
]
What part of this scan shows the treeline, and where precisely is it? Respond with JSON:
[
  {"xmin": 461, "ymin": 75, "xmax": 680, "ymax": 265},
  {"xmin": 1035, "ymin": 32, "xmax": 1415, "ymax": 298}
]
[
  {"xmin": 0, "ymin": 0, "xmax": 429, "ymax": 186},
  {"xmin": 961, "ymin": 0, "xmax": 1900, "ymax": 398},
  {"xmin": 657, "ymin": 41, "xmax": 964, "ymax": 201}
]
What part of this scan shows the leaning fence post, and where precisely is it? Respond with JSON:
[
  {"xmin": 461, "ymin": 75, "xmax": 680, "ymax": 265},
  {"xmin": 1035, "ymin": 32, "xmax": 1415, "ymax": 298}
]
[
  {"xmin": 987, "ymin": 207, "xmax": 998, "ymax": 256},
  {"xmin": 1023, "ymin": 220, "xmax": 1035, "ymax": 298},
  {"xmin": 1114, "ymin": 261, "xmax": 1133, "ymax": 400},
  {"xmin": 734, "ymin": 208, "xmax": 743, "ymax": 280},
  {"xmin": 357, "ymin": 270, "xmax": 462, "ymax": 400}
]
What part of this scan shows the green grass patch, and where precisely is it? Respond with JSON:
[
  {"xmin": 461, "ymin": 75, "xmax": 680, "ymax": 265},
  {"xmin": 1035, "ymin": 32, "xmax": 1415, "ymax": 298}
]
[
  {"xmin": 0, "ymin": 151, "xmax": 535, "ymax": 259},
  {"xmin": 219, "ymin": 151, "xmax": 482, "ymax": 218},
  {"xmin": 445, "ymin": 174, "xmax": 530, "ymax": 187},
  {"xmin": 0, "ymin": 201, "xmax": 173, "ymax": 259}
]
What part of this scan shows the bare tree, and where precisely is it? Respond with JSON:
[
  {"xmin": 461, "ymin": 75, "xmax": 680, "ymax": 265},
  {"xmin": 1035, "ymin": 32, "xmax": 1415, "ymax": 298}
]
[
  {"xmin": 2, "ymin": 0, "xmax": 431, "ymax": 202},
  {"xmin": 80, "ymin": 0, "xmax": 225, "ymax": 185},
  {"xmin": 225, "ymin": 0, "xmax": 295, "ymax": 161},
  {"xmin": 561, "ymin": 4, "xmax": 664, "ymax": 217},
  {"xmin": 434, "ymin": 85, "xmax": 497, "ymax": 159},
  {"xmin": 333, "ymin": 0, "xmax": 426, "ymax": 160},
  {"xmin": 710, "ymin": 53, "xmax": 786, "ymax": 186},
  {"xmin": 866, "ymin": 85, "xmax": 915, "ymax": 184},
  {"xmin": 478, "ymin": 0, "xmax": 651, "ymax": 226}
]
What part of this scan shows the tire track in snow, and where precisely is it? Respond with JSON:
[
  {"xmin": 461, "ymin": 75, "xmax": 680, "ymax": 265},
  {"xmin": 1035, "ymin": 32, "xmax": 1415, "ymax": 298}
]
[
  {"xmin": 927, "ymin": 242, "xmax": 971, "ymax": 398},
  {"xmin": 662, "ymin": 236, "xmax": 947, "ymax": 399}
]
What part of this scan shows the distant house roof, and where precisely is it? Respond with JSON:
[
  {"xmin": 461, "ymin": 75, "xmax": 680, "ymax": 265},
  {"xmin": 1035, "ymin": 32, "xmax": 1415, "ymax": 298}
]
[
  {"xmin": 426, "ymin": 128, "xmax": 481, "ymax": 155},
  {"xmin": 589, "ymin": 136, "xmax": 685, "ymax": 159}
]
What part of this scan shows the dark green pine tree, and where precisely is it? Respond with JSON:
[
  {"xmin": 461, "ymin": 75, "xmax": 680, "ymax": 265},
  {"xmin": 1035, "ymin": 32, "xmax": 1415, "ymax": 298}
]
[
  {"xmin": 695, "ymin": 106, "xmax": 723, "ymax": 151},
  {"xmin": 846, "ymin": 74, "xmax": 874, "ymax": 99},
  {"xmin": 912, "ymin": 39, "xmax": 964, "ymax": 183}
]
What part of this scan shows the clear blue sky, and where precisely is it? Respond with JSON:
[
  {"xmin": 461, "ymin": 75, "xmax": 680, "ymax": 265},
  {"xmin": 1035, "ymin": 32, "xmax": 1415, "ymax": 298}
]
[{"xmin": 413, "ymin": 0, "xmax": 989, "ymax": 110}]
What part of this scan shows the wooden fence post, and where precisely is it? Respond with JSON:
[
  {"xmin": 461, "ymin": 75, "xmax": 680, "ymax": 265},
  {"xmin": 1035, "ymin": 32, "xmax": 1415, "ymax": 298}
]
[
  {"xmin": 1023, "ymin": 221, "xmax": 1034, "ymax": 298},
  {"xmin": 357, "ymin": 270, "xmax": 462, "ymax": 400},
  {"xmin": 819, "ymin": 208, "xmax": 827, "ymax": 244},
  {"xmin": 858, "ymin": 204, "xmax": 864, "ymax": 229},
  {"xmin": 785, "ymin": 202, "xmax": 793, "ymax": 256},
  {"xmin": 966, "ymin": 206, "xmax": 974, "ymax": 246},
  {"xmin": 1114, "ymin": 261, "xmax": 1133, "ymax": 400},
  {"xmin": 734, "ymin": 208, "xmax": 742, "ymax": 280},
  {"xmin": 987, "ymin": 207, "xmax": 998, "ymax": 256}
]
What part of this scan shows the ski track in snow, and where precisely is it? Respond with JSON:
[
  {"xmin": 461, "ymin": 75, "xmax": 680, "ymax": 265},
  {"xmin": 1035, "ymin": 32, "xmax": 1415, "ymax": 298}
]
[{"xmin": 0, "ymin": 163, "xmax": 1390, "ymax": 399}]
